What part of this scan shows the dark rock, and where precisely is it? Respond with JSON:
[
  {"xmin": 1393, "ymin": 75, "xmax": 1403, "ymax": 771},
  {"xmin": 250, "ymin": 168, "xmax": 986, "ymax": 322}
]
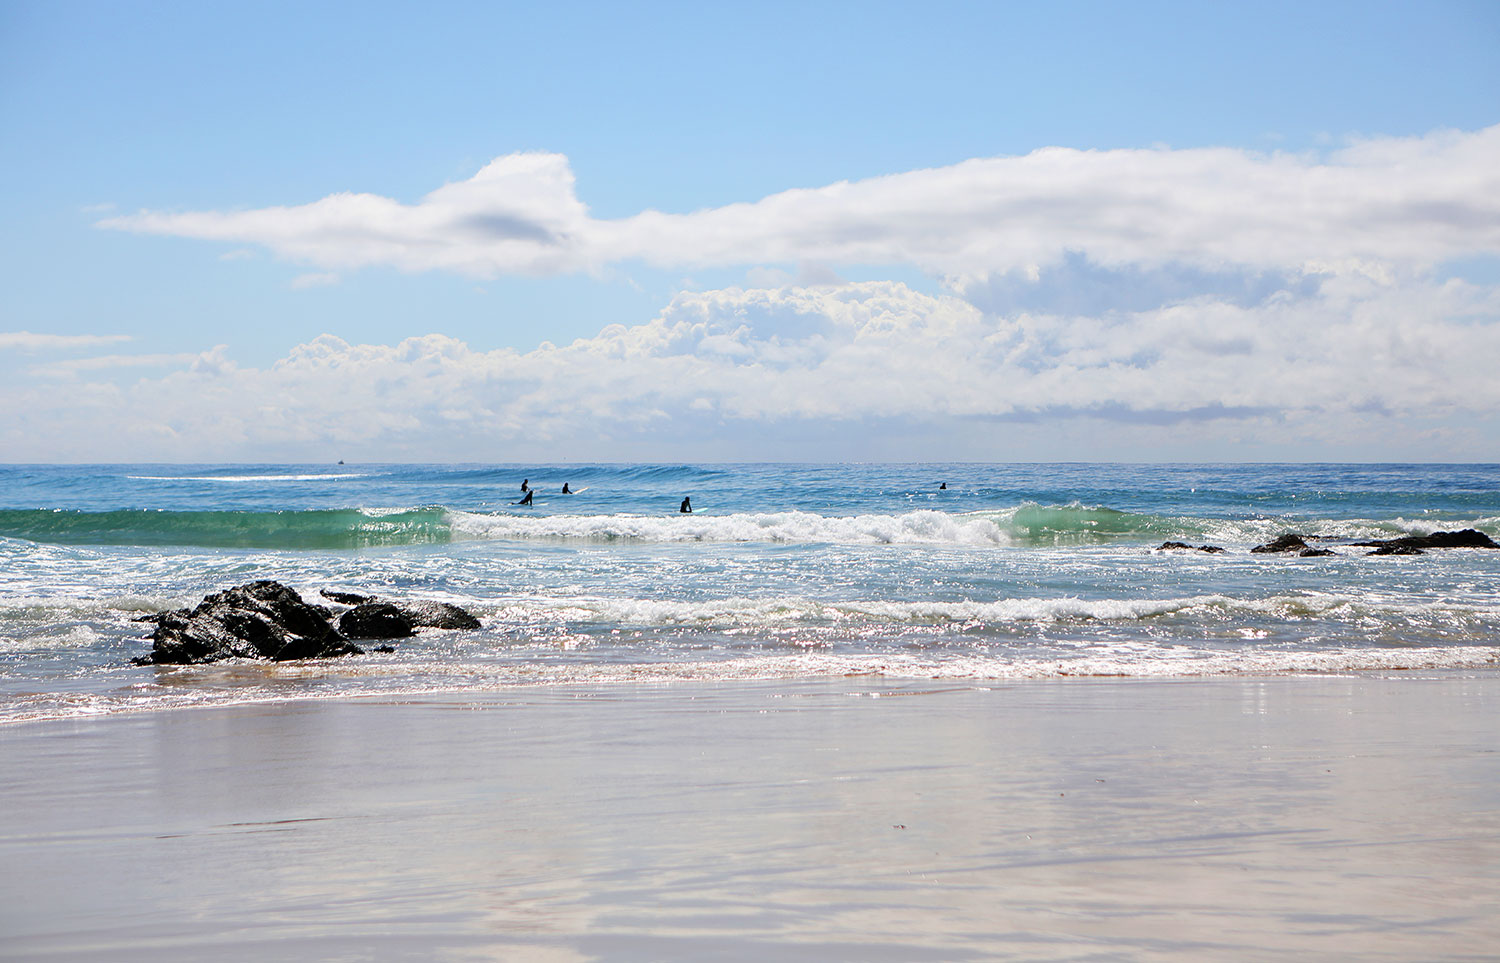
[
  {"xmin": 132, "ymin": 582, "xmax": 481, "ymax": 665},
  {"xmin": 321, "ymin": 589, "xmax": 376, "ymax": 606},
  {"xmin": 1353, "ymin": 529, "xmax": 1499, "ymax": 552},
  {"xmin": 1157, "ymin": 541, "xmax": 1225, "ymax": 553},
  {"xmin": 1251, "ymin": 533, "xmax": 1308, "ymax": 554},
  {"xmin": 372, "ymin": 644, "xmax": 396, "ymax": 653},
  {"xmin": 1368, "ymin": 544, "xmax": 1425, "ymax": 556},
  {"xmin": 1299, "ymin": 548, "xmax": 1337, "ymax": 557},
  {"xmin": 138, "ymin": 580, "xmax": 362, "ymax": 665},
  {"xmin": 132, "ymin": 609, "xmax": 188, "ymax": 624},
  {"xmin": 396, "ymin": 600, "xmax": 482, "ymax": 630},
  {"xmin": 336, "ymin": 599, "xmax": 480, "ymax": 637},
  {"xmin": 338, "ymin": 602, "xmax": 415, "ymax": 640}
]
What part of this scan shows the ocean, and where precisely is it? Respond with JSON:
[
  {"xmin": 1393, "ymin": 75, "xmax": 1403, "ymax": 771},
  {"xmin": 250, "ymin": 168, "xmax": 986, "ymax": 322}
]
[{"xmin": 2, "ymin": 462, "xmax": 1498, "ymax": 724}]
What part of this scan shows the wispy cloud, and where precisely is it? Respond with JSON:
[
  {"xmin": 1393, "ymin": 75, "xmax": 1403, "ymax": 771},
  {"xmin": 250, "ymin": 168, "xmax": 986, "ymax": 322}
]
[
  {"xmin": 0, "ymin": 331, "xmax": 133, "ymax": 351},
  {"xmin": 27, "ymin": 352, "xmax": 199, "ymax": 378},
  {"xmin": 99, "ymin": 127, "xmax": 1500, "ymax": 282}
]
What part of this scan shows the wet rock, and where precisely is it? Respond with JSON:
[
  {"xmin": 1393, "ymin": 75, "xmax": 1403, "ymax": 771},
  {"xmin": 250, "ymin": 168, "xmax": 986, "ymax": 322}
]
[
  {"xmin": 132, "ymin": 583, "xmax": 482, "ymax": 665},
  {"xmin": 338, "ymin": 602, "xmax": 415, "ymax": 640},
  {"xmin": 398, "ymin": 600, "xmax": 482, "ymax": 630},
  {"xmin": 321, "ymin": 589, "xmax": 376, "ymax": 606},
  {"xmin": 1157, "ymin": 541, "xmax": 1225, "ymax": 553},
  {"xmin": 134, "ymin": 580, "xmax": 362, "ymax": 665},
  {"xmin": 1353, "ymin": 529, "xmax": 1499, "ymax": 552},
  {"xmin": 1251, "ymin": 533, "xmax": 1309, "ymax": 554},
  {"xmin": 1368, "ymin": 544, "xmax": 1425, "ymax": 556},
  {"xmin": 1299, "ymin": 548, "xmax": 1337, "ymax": 557},
  {"xmin": 131, "ymin": 609, "xmax": 187, "ymax": 624}
]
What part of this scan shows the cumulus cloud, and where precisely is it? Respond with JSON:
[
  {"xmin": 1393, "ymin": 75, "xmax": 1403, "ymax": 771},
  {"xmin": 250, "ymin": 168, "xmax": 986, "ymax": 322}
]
[
  {"xmin": 99, "ymin": 127, "xmax": 1500, "ymax": 283},
  {"xmin": 6, "ymin": 278, "xmax": 1499, "ymax": 461},
  {"xmin": 0, "ymin": 331, "xmax": 133, "ymax": 351}
]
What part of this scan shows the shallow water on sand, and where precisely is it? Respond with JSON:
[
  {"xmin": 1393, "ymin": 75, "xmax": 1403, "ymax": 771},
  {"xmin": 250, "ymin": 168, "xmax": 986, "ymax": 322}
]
[{"xmin": 2, "ymin": 677, "xmax": 1497, "ymax": 961}]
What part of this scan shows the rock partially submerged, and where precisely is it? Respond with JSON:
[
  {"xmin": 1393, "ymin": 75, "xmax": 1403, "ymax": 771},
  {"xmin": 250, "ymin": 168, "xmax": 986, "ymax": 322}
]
[
  {"xmin": 1299, "ymin": 548, "xmax": 1337, "ymax": 557},
  {"xmin": 1354, "ymin": 529, "xmax": 1499, "ymax": 552},
  {"xmin": 135, "ymin": 581, "xmax": 483, "ymax": 664},
  {"xmin": 337, "ymin": 602, "xmax": 415, "ymax": 640},
  {"xmin": 1156, "ymin": 541, "xmax": 1225, "ymax": 553},
  {"xmin": 398, "ymin": 600, "xmax": 482, "ymax": 631},
  {"xmin": 320, "ymin": 589, "xmax": 376, "ymax": 605},
  {"xmin": 135, "ymin": 580, "xmax": 361, "ymax": 665},
  {"xmin": 1368, "ymin": 543, "xmax": 1425, "ymax": 556},
  {"xmin": 335, "ymin": 598, "xmax": 482, "ymax": 640},
  {"xmin": 1251, "ymin": 533, "xmax": 1309, "ymax": 554}
]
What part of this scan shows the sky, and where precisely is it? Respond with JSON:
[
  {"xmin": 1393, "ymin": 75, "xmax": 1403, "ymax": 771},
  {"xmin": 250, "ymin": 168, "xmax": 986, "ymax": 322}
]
[{"xmin": 2, "ymin": 0, "xmax": 1498, "ymax": 463}]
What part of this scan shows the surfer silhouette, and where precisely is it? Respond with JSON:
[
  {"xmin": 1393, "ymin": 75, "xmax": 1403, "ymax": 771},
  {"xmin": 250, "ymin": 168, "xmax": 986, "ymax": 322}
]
[
  {"xmin": 521, "ymin": 478, "xmax": 530, "ymax": 493},
  {"xmin": 517, "ymin": 490, "xmax": 533, "ymax": 506},
  {"xmin": 939, "ymin": 482, "xmax": 946, "ymax": 490},
  {"xmin": 562, "ymin": 483, "xmax": 572, "ymax": 494},
  {"xmin": 680, "ymin": 496, "xmax": 692, "ymax": 513}
]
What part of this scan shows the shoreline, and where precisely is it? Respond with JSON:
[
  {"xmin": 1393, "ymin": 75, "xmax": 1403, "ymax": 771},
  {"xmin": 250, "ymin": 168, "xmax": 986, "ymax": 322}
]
[{"xmin": 3, "ymin": 674, "xmax": 1498, "ymax": 960}]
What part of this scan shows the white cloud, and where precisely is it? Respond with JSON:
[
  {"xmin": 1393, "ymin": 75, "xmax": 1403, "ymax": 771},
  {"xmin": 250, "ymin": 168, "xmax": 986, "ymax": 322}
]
[
  {"xmin": 27, "ymin": 352, "xmax": 199, "ymax": 378},
  {"xmin": 0, "ymin": 331, "xmax": 133, "ymax": 351},
  {"xmin": 5, "ymin": 278, "xmax": 1499, "ymax": 461},
  {"xmin": 100, "ymin": 127, "xmax": 1500, "ymax": 283}
]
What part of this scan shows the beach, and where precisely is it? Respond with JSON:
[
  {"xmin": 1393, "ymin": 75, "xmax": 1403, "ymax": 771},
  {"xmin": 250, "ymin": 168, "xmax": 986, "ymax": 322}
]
[{"xmin": 4, "ymin": 673, "xmax": 1497, "ymax": 961}]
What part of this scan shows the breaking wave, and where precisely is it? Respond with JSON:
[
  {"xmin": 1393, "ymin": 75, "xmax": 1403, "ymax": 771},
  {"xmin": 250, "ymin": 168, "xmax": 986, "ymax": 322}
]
[{"xmin": 2, "ymin": 502, "xmax": 1495, "ymax": 550}]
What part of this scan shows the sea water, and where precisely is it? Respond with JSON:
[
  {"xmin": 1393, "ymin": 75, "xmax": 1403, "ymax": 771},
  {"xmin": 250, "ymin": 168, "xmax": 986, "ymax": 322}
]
[{"xmin": 1, "ymin": 463, "xmax": 1497, "ymax": 723}]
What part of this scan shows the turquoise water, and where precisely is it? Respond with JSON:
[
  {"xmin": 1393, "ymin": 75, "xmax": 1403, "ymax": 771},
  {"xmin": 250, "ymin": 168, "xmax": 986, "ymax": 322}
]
[{"xmin": 2, "ymin": 463, "xmax": 1498, "ymax": 722}]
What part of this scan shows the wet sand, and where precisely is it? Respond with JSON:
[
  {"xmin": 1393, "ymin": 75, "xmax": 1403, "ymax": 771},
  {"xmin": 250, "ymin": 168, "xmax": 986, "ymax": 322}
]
[{"xmin": 2, "ymin": 674, "xmax": 1498, "ymax": 961}]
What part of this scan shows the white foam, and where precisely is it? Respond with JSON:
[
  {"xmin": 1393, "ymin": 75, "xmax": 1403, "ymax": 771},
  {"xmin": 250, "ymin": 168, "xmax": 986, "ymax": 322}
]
[
  {"xmin": 446, "ymin": 509, "xmax": 1014, "ymax": 546},
  {"xmin": 475, "ymin": 591, "xmax": 1500, "ymax": 628}
]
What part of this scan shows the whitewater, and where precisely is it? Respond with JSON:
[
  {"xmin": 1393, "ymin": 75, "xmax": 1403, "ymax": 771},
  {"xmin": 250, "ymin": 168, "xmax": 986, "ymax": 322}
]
[{"xmin": 1, "ymin": 462, "xmax": 1497, "ymax": 723}]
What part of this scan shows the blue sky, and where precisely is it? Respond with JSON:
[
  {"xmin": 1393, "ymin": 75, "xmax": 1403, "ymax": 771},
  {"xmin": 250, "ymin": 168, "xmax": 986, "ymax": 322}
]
[{"xmin": 2, "ymin": 1, "xmax": 1498, "ymax": 461}]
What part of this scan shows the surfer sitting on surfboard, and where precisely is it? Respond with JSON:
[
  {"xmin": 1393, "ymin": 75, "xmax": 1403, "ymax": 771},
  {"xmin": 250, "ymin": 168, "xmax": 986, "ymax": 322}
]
[
  {"xmin": 562, "ymin": 483, "xmax": 571, "ymax": 494},
  {"xmin": 680, "ymin": 496, "xmax": 692, "ymax": 513}
]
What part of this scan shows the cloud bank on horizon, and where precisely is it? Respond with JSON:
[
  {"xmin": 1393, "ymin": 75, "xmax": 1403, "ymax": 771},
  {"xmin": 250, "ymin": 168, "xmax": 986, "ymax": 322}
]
[{"xmin": 6, "ymin": 125, "xmax": 1498, "ymax": 461}]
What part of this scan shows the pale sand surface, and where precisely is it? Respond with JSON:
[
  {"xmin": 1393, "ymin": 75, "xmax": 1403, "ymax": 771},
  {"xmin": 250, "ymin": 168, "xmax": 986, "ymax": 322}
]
[{"xmin": 2, "ymin": 675, "xmax": 1498, "ymax": 961}]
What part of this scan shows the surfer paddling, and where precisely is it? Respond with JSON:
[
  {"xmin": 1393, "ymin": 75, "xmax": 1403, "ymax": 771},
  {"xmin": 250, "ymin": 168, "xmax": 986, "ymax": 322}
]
[{"xmin": 517, "ymin": 490, "xmax": 533, "ymax": 506}]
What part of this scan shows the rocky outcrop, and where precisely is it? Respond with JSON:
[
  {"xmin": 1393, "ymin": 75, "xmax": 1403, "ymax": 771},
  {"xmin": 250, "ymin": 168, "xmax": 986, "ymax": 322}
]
[
  {"xmin": 335, "ymin": 599, "xmax": 482, "ymax": 640},
  {"xmin": 1157, "ymin": 541, "xmax": 1225, "ymax": 553},
  {"xmin": 1251, "ymin": 534, "xmax": 1309, "ymax": 554},
  {"xmin": 1368, "ymin": 544, "xmax": 1425, "ymax": 556},
  {"xmin": 135, "ymin": 582, "xmax": 483, "ymax": 664},
  {"xmin": 337, "ymin": 602, "xmax": 415, "ymax": 639},
  {"xmin": 1299, "ymin": 548, "xmax": 1337, "ymax": 557},
  {"xmin": 320, "ymin": 589, "xmax": 376, "ymax": 605},
  {"xmin": 398, "ymin": 600, "xmax": 482, "ymax": 630},
  {"xmin": 135, "ymin": 581, "xmax": 362, "ymax": 665},
  {"xmin": 1353, "ymin": 529, "xmax": 1499, "ymax": 552}
]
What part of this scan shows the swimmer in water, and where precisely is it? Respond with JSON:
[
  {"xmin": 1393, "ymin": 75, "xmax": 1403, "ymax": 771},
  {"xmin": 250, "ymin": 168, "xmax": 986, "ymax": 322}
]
[
  {"xmin": 517, "ymin": 490, "xmax": 533, "ymax": 506},
  {"xmin": 680, "ymin": 496, "xmax": 692, "ymax": 513}
]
